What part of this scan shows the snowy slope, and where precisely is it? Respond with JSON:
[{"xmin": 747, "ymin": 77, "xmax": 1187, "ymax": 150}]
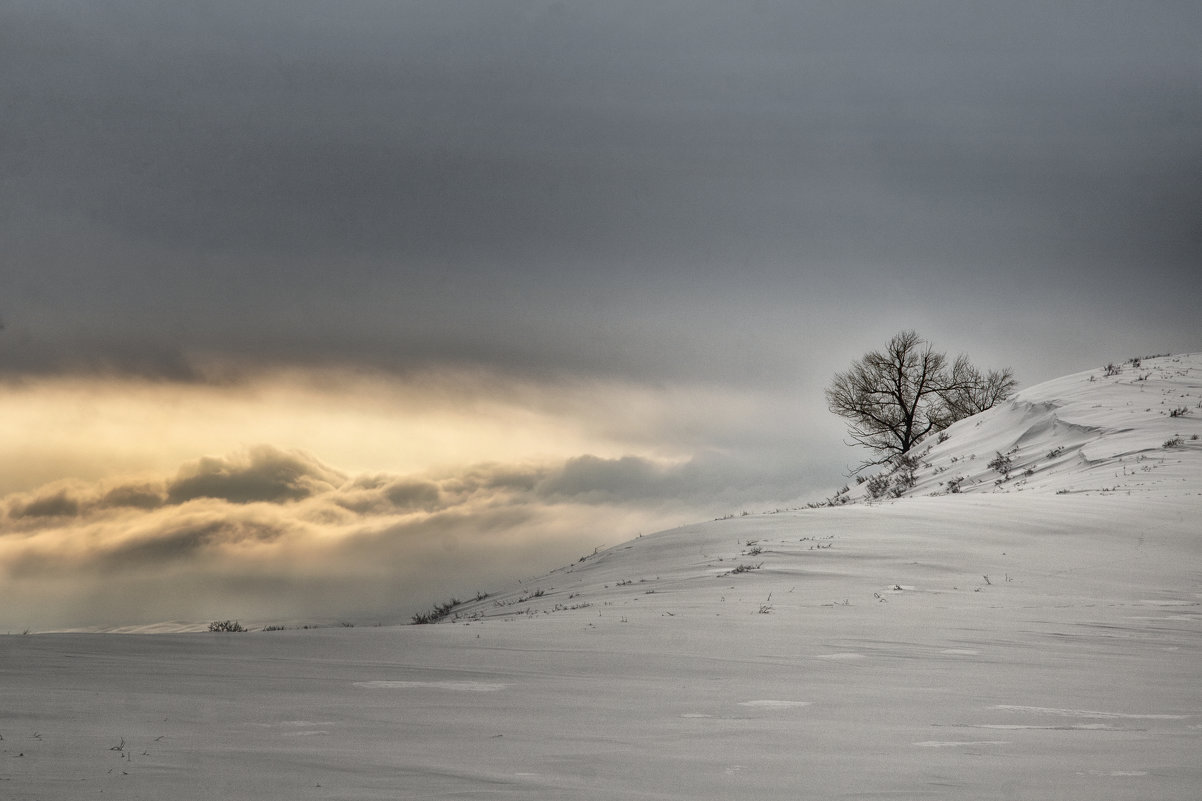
[
  {"xmin": 2, "ymin": 353, "xmax": 1200, "ymax": 800},
  {"xmin": 844, "ymin": 351, "xmax": 1202, "ymax": 501},
  {"xmin": 446, "ymin": 353, "xmax": 1201, "ymax": 624}
]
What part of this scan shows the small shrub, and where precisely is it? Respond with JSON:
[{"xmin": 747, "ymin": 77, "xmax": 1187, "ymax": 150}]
[
  {"xmin": 412, "ymin": 598, "xmax": 461, "ymax": 625},
  {"xmin": 721, "ymin": 563, "xmax": 763, "ymax": 577},
  {"xmin": 987, "ymin": 451, "xmax": 1012, "ymax": 479},
  {"xmin": 208, "ymin": 620, "xmax": 246, "ymax": 633},
  {"xmin": 888, "ymin": 454, "xmax": 919, "ymax": 496},
  {"xmin": 1103, "ymin": 363, "xmax": 1121, "ymax": 377},
  {"xmin": 1047, "ymin": 446, "xmax": 1064, "ymax": 459},
  {"xmin": 1163, "ymin": 437, "xmax": 1183, "ymax": 449},
  {"xmin": 1169, "ymin": 407, "xmax": 1189, "ymax": 417},
  {"xmin": 945, "ymin": 475, "xmax": 965, "ymax": 494},
  {"xmin": 865, "ymin": 473, "xmax": 890, "ymax": 500}
]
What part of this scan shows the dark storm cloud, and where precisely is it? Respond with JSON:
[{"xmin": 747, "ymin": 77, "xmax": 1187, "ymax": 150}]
[
  {"xmin": 102, "ymin": 516, "xmax": 291, "ymax": 569},
  {"xmin": 382, "ymin": 481, "xmax": 443, "ymax": 512},
  {"xmin": 99, "ymin": 483, "xmax": 165, "ymax": 511},
  {"xmin": 333, "ymin": 477, "xmax": 445, "ymax": 515},
  {"xmin": 446, "ymin": 463, "xmax": 547, "ymax": 495},
  {"xmin": 9, "ymin": 489, "xmax": 80, "ymax": 519},
  {"xmin": 1, "ymin": 447, "xmax": 345, "ymax": 528},
  {"xmin": 165, "ymin": 446, "xmax": 346, "ymax": 505},
  {"xmin": 4, "ymin": 2, "xmax": 1200, "ymax": 382}
]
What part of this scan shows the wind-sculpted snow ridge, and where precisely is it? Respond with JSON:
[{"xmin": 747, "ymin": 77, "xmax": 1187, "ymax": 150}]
[{"xmin": 838, "ymin": 351, "xmax": 1202, "ymax": 502}]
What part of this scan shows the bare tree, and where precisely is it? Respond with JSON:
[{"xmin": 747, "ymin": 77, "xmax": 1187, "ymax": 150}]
[
  {"xmin": 938, "ymin": 357, "xmax": 1017, "ymax": 423},
  {"xmin": 825, "ymin": 330, "xmax": 1015, "ymax": 471}
]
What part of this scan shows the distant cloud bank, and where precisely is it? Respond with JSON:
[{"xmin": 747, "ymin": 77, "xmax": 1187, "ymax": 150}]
[{"xmin": 0, "ymin": 443, "xmax": 807, "ymax": 631}]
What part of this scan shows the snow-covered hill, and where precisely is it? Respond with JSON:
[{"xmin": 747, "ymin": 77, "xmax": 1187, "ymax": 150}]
[
  {"xmin": 2, "ymin": 353, "xmax": 1199, "ymax": 800},
  {"xmin": 445, "ymin": 352, "xmax": 1201, "ymax": 625},
  {"xmin": 840, "ymin": 351, "xmax": 1202, "ymax": 501}
]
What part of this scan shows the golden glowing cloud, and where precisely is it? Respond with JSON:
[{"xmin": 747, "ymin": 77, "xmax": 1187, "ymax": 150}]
[
  {"xmin": 0, "ymin": 367, "xmax": 673, "ymax": 495},
  {"xmin": 0, "ymin": 365, "xmax": 807, "ymax": 631}
]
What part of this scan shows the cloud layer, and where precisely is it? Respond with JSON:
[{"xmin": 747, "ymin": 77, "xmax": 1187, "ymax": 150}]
[
  {"xmin": 3, "ymin": 2, "xmax": 1200, "ymax": 388},
  {"xmin": 0, "ymin": 366, "xmax": 840, "ymax": 631},
  {"xmin": 0, "ymin": 443, "xmax": 809, "ymax": 631}
]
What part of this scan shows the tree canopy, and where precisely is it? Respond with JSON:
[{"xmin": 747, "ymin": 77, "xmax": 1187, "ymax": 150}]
[{"xmin": 825, "ymin": 330, "xmax": 1016, "ymax": 471}]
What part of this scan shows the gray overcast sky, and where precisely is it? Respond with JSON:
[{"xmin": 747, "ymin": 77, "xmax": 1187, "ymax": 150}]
[
  {"xmin": 3, "ymin": 1, "xmax": 1202, "ymax": 628},
  {"xmin": 5, "ymin": 1, "xmax": 1200, "ymax": 382}
]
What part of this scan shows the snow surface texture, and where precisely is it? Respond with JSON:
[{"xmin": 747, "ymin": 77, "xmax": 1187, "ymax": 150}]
[{"xmin": 2, "ymin": 353, "xmax": 1200, "ymax": 799}]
